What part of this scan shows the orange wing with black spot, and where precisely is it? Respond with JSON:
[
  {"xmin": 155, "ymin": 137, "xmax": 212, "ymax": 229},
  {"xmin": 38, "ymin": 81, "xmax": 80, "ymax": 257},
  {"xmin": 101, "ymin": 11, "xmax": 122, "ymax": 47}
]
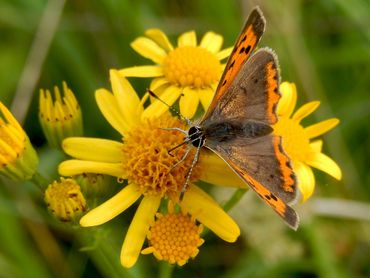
[
  {"xmin": 202, "ymin": 48, "xmax": 281, "ymax": 126},
  {"xmin": 202, "ymin": 7, "xmax": 266, "ymax": 120},
  {"xmin": 233, "ymin": 161, "xmax": 299, "ymax": 230}
]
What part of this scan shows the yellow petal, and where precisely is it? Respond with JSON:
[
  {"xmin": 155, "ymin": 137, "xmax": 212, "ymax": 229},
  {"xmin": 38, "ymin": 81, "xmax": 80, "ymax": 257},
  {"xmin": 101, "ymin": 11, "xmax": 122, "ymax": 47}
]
[
  {"xmin": 277, "ymin": 82, "xmax": 297, "ymax": 117},
  {"xmin": 178, "ymin": 30, "xmax": 197, "ymax": 47},
  {"xmin": 216, "ymin": 46, "xmax": 233, "ymax": 60},
  {"xmin": 182, "ymin": 185, "xmax": 240, "ymax": 242},
  {"xmin": 179, "ymin": 87, "xmax": 199, "ymax": 119},
  {"xmin": 306, "ymin": 152, "xmax": 342, "ymax": 180},
  {"xmin": 119, "ymin": 66, "xmax": 163, "ymax": 77},
  {"xmin": 121, "ymin": 195, "xmax": 161, "ymax": 268},
  {"xmin": 292, "ymin": 101, "xmax": 320, "ymax": 122},
  {"xmin": 110, "ymin": 70, "xmax": 143, "ymax": 127},
  {"xmin": 80, "ymin": 184, "xmax": 141, "ymax": 226},
  {"xmin": 293, "ymin": 161, "xmax": 315, "ymax": 202},
  {"xmin": 141, "ymin": 86, "xmax": 182, "ymax": 120},
  {"xmin": 145, "ymin": 28, "xmax": 174, "ymax": 52},
  {"xmin": 198, "ymin": 87, "xmax": 215, "ymax": 111},
  {"xmin": 62, "ymin": 137, "xmax": 123, "ymax": 162},
  {"xmin": 150, "ymin": 77, "xmax": 170, "ymax": 91},
  {"xmin": 0, "ymin": 102, "xmax": 23, "ymax": 132},
  {"xmin": 310, "ymin": 140, "xmax": 323, "ymax": 152},
  {"xmin": 200, "ymin": 153, "xmax": 246, "ymax": 188},
  {"xmin": 95, "ymin": 89, "xmax": 129, "ymax": 135},
  {"xmin": 59, "ymin": 160, "xmax": 126, "ymax": 178},
  {"xmin": 131, "ymin": 37, "xmax": 166, "ymax": 64},
  {"xmin": 200, "ymin": 32, "xmax": 223, "ymax": 53},
  {"xmin": 305, "ymin": 118, "xmax": 340, "ymax": 139}
]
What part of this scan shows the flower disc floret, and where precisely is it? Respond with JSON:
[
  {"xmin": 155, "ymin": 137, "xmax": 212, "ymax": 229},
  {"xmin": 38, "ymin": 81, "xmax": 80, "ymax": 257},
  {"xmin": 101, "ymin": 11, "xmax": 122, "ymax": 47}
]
[
  {"xmin": 163, "ymin": 46, "xmax": 221, "ymax": 88},
  {"xmin": 122, "ymin": 114, "xmax": 201, "ymax": 198}
]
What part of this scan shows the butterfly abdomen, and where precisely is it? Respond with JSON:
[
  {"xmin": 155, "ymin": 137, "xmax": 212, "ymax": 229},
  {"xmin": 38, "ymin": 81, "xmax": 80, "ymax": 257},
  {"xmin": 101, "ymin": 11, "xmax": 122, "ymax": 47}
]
[
  {"xmin": 242, "ymin": 121, "xmax": 272, "ymax": 138},
  {"xmin": 204, "ymin": 120, "xmax": 272, "ymax": 142}
]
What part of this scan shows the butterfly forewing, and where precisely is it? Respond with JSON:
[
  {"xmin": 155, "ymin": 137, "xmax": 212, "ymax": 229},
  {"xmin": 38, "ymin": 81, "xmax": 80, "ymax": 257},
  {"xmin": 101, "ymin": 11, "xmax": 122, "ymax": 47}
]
[
  {"xmin": 202, "ymin": 48, "xmax": 281, "ymax": 126},
  {"xmin": 202, "ymin": 7, "xmax": 266, "ymax": 120}
]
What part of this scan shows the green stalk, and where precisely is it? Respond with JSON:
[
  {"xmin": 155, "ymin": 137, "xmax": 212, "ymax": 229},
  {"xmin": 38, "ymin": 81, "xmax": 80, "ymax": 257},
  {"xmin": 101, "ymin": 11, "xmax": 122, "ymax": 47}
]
[
  {"xmin": 223, "ymin": 188, "xmax": 247, "ymax": 212},
  {"xmin": 301, "ymin": 224, "xmax": 348, "ymax": 278},
  {"xmin": 31, "ymin": 171, "xmax": 51, "ymax": 191},
  {"xmin": 159, "ymin": 261, "xmax": 174, "ymax": 278}
]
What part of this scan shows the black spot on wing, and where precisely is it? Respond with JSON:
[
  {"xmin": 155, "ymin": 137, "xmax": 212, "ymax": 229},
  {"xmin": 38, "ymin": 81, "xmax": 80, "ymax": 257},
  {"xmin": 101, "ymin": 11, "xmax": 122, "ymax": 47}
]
[
  {"xmin": 229, "ymin": 60, "xmax": 235, "ymax": 70},
  {"xmin": 240, "ymin": 34, "xmax": 247, "ymax": 43}
]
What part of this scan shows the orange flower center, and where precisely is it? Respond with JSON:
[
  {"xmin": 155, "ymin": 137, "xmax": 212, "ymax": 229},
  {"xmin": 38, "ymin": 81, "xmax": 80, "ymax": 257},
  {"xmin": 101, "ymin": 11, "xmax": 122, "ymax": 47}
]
[
  {"xmin": 143, "ymin": 211, "xmax": 204, "ymax": 266},
  {"xmin": 162, "ymin": 46, "xmax": 221, "ymax": 89},
  {"xmin": 122, "ymin": 114, "xmax": 202, "ymax": 199}
]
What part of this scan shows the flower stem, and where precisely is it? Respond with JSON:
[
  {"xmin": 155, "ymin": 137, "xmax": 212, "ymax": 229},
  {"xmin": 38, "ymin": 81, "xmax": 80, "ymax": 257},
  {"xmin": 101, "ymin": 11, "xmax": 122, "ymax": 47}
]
[
  {"xmin": 159, "ymin": 261, "xmax": 174, "ymax": 278},
  {"xmin": 223, "ymin": 188, "xmax": 247, "ymax": 212},
  {"xmin": 31, "ymin": 171, "xmax": 50, "ymax": 191}
]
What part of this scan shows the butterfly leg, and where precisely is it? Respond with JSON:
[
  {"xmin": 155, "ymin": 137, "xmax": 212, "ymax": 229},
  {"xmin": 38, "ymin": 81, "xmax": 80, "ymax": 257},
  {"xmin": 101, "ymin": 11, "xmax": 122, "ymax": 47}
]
[
  {"xmin": 180, "ymin": 143, "xmax": 201, "ymax": 201},
  {"xmin": 169, "ymin": 144, "xmax": 192, "ymax": 171}
]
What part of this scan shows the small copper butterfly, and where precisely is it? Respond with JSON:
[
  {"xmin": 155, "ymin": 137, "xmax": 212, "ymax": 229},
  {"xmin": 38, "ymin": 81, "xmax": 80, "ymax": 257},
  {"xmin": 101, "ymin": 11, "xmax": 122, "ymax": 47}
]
[
  {"xmin": 152, "ymin": 7, "xmax": 299, "ymax": 229},
  {"xmin": 185, "ymin": 7, "xmax": 298, "ymax": 230}
]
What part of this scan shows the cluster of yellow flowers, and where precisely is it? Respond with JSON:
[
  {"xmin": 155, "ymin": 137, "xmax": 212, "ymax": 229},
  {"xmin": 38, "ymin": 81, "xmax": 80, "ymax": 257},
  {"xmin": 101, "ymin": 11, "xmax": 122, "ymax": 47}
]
[{"xmin": 0, "ymin": 29, "xmax": 341, "ymax": 268}]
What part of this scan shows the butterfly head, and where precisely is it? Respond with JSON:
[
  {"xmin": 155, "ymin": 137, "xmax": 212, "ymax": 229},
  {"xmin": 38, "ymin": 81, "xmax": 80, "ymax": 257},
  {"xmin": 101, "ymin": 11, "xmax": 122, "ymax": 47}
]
[{"xmin": 187, "ymin": 126, "xmax": 205, "ymax": 147}]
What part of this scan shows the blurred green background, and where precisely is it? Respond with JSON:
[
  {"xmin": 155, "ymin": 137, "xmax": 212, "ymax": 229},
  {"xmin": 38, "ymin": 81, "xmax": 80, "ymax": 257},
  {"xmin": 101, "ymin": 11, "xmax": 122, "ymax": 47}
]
[{"xmin": 0, "ymin": 0, "xmax": 369, "ymax": 277}]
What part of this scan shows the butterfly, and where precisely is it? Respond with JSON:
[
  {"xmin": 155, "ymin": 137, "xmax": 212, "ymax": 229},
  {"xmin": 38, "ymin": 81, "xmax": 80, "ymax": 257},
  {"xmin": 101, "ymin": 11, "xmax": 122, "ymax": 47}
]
[{"xmin": 150, "ymin": 6, "xmax": 299, "ymax": 229}]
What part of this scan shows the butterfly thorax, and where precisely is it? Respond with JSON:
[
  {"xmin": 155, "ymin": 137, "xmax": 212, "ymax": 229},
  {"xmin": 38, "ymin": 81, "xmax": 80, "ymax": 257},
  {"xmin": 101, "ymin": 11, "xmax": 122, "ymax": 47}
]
[{"xmin": 201, "ymin": 120, "xmax": 273, "ymax": 143}]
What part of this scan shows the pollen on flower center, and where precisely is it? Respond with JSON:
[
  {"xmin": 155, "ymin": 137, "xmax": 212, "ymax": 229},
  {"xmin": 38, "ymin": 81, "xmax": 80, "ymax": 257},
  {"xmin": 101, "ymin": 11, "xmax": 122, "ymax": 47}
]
[
  {"xmin": 122, "ymin": 114, "xmax": 202, "ymax": 199},
  {"xmin": 162, "ymin": 46, "xmax": 221, "ymax": 89},
  {"xmin": 274, "ymin": 117, "xmax": 311, "ymax": 161},
  {"xmin": 143, "ymin": 211, "xmax": 204, "ymax": 266}
]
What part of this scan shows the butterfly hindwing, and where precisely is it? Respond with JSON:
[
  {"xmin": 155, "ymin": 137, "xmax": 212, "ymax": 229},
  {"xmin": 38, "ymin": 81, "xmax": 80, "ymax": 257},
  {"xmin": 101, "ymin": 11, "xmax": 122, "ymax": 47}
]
[
  {"xmin": 202, "ymin": 7, "xmax": 266, "ymax": 120},
  {"xmin": 205, "ymin": 134, "xmax": 297, "ymax": 204},
  {"xmin": 205, "ymin": 137, "xmax": 299, "ymax": 230}
]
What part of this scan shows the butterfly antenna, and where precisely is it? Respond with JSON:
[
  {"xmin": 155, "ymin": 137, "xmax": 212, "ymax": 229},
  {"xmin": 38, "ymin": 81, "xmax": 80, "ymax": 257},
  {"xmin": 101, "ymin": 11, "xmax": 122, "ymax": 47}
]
[{"xmin": 147, "ymin": 89, "xmax": 192, "ymax": 126}]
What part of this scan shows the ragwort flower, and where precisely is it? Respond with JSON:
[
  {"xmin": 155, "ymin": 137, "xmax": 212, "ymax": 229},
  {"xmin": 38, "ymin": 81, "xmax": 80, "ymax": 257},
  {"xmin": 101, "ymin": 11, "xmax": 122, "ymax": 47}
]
[
  {"xmin": 273, "ymin": 82, "xmax": 342, "ymax": 201},
  {"xmin": 58, "ymin": 70, "xmax": 244, "ymax": 268},
  {"xmin": 119, "ymin": 29, "xmax": 232, "ymax": 119}
]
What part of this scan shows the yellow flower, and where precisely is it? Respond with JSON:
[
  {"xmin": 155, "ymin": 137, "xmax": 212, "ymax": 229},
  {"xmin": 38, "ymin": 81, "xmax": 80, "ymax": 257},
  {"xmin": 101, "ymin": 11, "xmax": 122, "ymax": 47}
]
[
  {"xmin": 39, "ymin": 82, "xmax": 83, "ymax": 149},
  {"xmin": 0, "ymin": 102, "xmax": 38, "ymax": 181},
  {"xmin": 44, "ymin": 177, "xmax": 87, "ymax": 222},
  {"xmin": 58, "ymin": 70, "xmax": 244, "ymax": 268},
  {"xmin": 119, "ymin": 29, "xmax": 232, "ymax": 119},
  {"xmin": 142, "ymin": 202, "xmax": 204, "ymax": 266},
  {"xmin": 273, "ymin": 82, "xmax": 342, "ymax": 202}
]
